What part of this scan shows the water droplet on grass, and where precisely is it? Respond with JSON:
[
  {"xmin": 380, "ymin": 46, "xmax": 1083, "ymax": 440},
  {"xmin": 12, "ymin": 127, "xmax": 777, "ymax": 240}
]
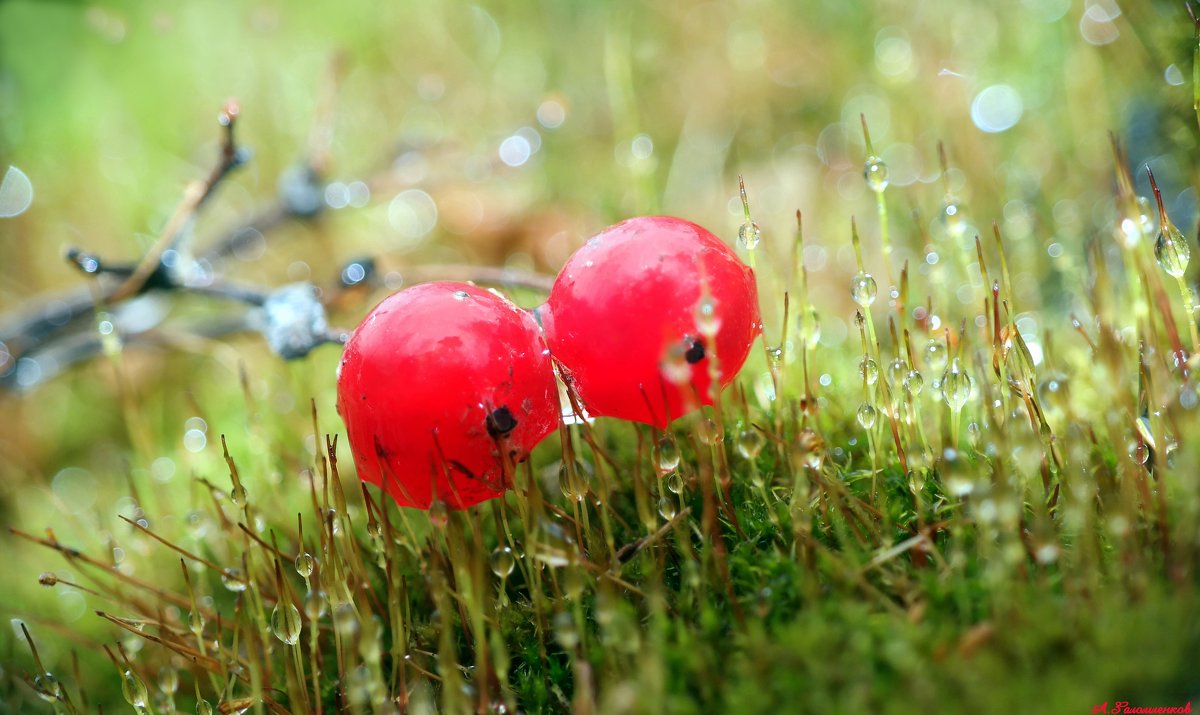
[
  {"xmin": 856, "ymin": 403, "xmax": 877, "ymax": 429},
  {"xmin": 295, "ymin": 552, "xmax": 314, "ymax": 579},
  {"xmin": 735, "ymin": 429, "xmax": 766, "ymax": 459},
  {"xmin": 221, "ymin": 568, "xmax": 247, "ymax": 592},
  {"xmin": 490, "ymin": 546, "xmax": 516, "ymax": 578},
  {"xmin": 859, "ymin": 357, "xmax": 879, "ymax": 385},
  {"xmin": 271, "ymin": 602, "xmax": 302, "ymax": 645},
  {"xmin": 851, "ymin": 272, "xmax": 878, "ymax": 306},
  {"xmin": 657, "ymin": 436, "xmax": 681, "ymax": 474},
  {"xmin": 737, "ymin": 221, "xmax": 762, "ymax": 250},
  {"xmin": 864, "ymin": 156, "xmax": 889, "ymax": 192}
]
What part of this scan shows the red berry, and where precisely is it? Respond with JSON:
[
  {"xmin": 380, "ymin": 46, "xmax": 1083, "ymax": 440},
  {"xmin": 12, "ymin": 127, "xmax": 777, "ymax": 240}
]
[
  {"xmin": 539, "ymin": 216, "xmax": 761, "ymax": 428},
  {"xmin": 337, "ymin": 282, "xmax": 558, "ymax": 510}
]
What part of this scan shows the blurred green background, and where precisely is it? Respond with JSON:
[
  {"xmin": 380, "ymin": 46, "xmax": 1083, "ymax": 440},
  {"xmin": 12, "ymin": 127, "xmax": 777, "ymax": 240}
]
[{"xmin": 0, "ymin": 0, "xmax": 1196, "ymax": 710}]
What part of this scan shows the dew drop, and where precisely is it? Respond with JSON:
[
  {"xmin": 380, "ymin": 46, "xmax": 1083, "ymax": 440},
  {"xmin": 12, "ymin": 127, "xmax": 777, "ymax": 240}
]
[
  {"xmin": 851, "ymin": 272, "xmax": 878, "ymax": 307},
  {"xmin": 863, "ymin": 156, "xmax": 889, "ymax": 192},
  {"xmin": 886, "ymin": 358, "xmax": 907, "ymax": 387},
  {"xmin": 737, "ymin": 221, "xmax": 762, "ymax": 250},
  {"xmin": 657, "ymin": 436, "xmax": 681, "ymax": 475},
  {"xmin": 856, "ymin": 403, "xmax": 877, "ymax": 429},
  {"xmin": 121, "ymin": 669, "xmax": 150, "ymax": 708},
  {"xmin": 694, "ymin": 297, "xmax": 721, "ymax": 337},
  {"xmin": 858, "ymin": 357, "xmax": 879, "ymax": 385},
  {"xmin": 924, "ymin": 340, "xmax": 947, "ymax": 371},
  {"xmin": 271, "ymin": 602, "xmax": 302, "ymax": 645},
  {"xmin": 735, "ymin": 428, "xmax": 766, "ymax": 459},
  {"xmin": 664, "ymin": 471, "xmax": 685, "ymax": 494},
  {"xmin": 221, "ymin": 567, "xmax": 247, "ymax": 592},
  {"xmin": 657, "ymin": 495, "xmax": 678, "ymax": 520},
  {"xmin": 188, "ymin": 610, "xmax": 205, "ymax": 635},
  {"xmin": 1155, "ymin": 222, "xmax": 1191, "ymax": 278},
  {"xmin": 942, "ymin": 359, "xmax": 971, "ymax": 410},
  {"xmin": 490, "ymin": 546, "xmax": 516, "ymax": 578},
  {"xmin": 903, "ymin": 369, "xmax": 924, "ymax": 396},
  {"xmin": 295, "ymin": 552, "xmax": 315, "ymax": 579},
  {"xmin": 304, "ymin": 590, "xmax": 329, "ymax": 620}
]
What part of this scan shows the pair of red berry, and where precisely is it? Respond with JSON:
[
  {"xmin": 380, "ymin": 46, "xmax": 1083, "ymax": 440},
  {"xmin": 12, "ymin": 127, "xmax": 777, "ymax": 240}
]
[{"xmin": 336, "ymin": 216, "xmax": 761, "ymax": 509}]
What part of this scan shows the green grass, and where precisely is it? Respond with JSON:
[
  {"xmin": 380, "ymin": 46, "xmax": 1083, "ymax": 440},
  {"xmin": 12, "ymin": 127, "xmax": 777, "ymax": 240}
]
[{"xmin": 2, "ymin": 0, "xmax": 1200, "ymax": 713}]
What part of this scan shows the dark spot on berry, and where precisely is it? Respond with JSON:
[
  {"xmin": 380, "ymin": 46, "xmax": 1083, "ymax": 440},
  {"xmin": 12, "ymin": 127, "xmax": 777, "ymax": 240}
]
[
  {"xmin": 685, "ymin": 336, "xmax": 706, "ymax": 364},
  {"xmin": 486, "ymin": 406, "xmax": 518, "ymax": 438}
]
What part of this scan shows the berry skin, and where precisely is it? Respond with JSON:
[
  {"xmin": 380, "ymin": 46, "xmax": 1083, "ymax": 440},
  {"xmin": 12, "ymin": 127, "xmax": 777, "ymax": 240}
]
[
  {"xmin": 539, "ymin": 216, "xmax": 761, "ymax": 428},
  {"xmin": 337, "ymin": 282, "xmax": 558, "ymax": 510}
]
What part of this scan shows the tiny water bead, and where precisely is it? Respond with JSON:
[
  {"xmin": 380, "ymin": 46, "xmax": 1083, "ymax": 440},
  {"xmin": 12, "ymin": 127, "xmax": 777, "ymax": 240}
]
[
  {"xmin": 229, "ymin": 483, "xmax": 248, "ymax": 507},
  {"xmin": 532, "ymin": 520, "xmax": 577, "ymax": 567},
  {"xmin": 188, "ymin": 609, "xmax": 205, "ymax": 635},
  {"xmin": 903, "ymin": 369, "xmax": 924, "ymax": 396},
  {"xmin": 305, "ymin": 590, "xmax": 329, "ymax": 620},
  {"xmin": 221, "ymin": 567, "xmax": 247, "ymax": 592},
  {"xmin": 295, "ymin": 552, "xmax": 314, "ymax": 579},
  {"xmin": 942, "ymin": 359, "xmax": 971, "ymax": 410},
  {"xmin": 657, "ymin": 436, "xmax": 682, "ymax": 474},
  {"xmin": 271, "ymin": 601, "xmax": 303, "ymax": 645},
  {"xmin": 665, "ymin": 470, "xmax": 686, "ymax": 494},
  {"xmin": 886, "ymin": 358, "xmax": 907, "ymax": 387},
  {"xmin": 798, "ymin": 305, "xmax": 822, "ymax": 345},
  {"xmin": 121, "ymin": 668, "xmax": 150, "ymax": 709},
  {"xmin": 735, "ymin": 428, "xmax": 766, "ymax": 459},
  {"xmin": 490, "ymin": 545, "xmax": 516, "ymax": 578},
  {"xmin": 863, "ymin": 155, "xmax": 889, "ymax": 192},
  {"xmin": 859, "ymin": 357, "xmax": 879, "ymax": 385},
  {"xmin": 924, "ymin": 339, "xmax": 948, "ymax": 371},
  {"xmin": 33, "ymin": 672, "xmax": 63, "ymax": 702},
  {"xmin": 851, "ymin": 272, "xmax": 878, "ymax": 307},
  {"xmin": 737, "ymin": 221, "xmax": 762, "ymax": 250},
  {"xmin": 856, "ymin": 403, "xmax": 877, "ymax": 429},
  {"xmin": 1155, "ymin": 221, "xmax": 1191, "ymax": 278},
  {"xmin": 559, "ymin": 459, "xmax": 593, "ymax": 502}
]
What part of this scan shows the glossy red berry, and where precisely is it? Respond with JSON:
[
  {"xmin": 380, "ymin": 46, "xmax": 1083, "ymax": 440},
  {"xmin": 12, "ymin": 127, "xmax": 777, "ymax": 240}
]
[
  {"xmin": 337, "ymin": 282, "xmax": 558, "ymax": 510},
  {"xmin": 539, "ymin": 216, "xmax": 761, "ymax": 428}
]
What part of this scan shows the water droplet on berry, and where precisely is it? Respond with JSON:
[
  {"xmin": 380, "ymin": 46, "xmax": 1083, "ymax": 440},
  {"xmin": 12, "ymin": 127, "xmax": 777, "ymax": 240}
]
[
  {"xmin": 532, "ymin": 520, "xmax": 576, "ymax": 567},
  {"xmin": 864, "ymin": 155, "xmax": 889, "ymax": 192},
  {"xmin": 453, "ymin": 290, "xmax": 470, "ymax": 300},
  {"xmin": 851, "ymin": 272, "xmax": 877, "ymax": 306}
]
